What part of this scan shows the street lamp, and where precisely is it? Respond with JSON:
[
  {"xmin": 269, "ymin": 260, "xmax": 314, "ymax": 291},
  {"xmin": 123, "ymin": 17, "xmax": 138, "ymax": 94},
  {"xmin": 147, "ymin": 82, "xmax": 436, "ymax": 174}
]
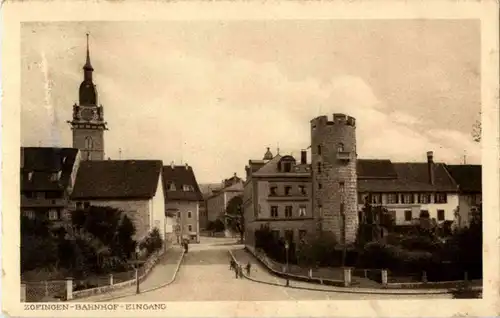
[
  {"xmin": 135, "ymin": 246, "xmax": 140, "ymax": 294},
  {"xmin": 285, "ymin": 241, "xmax": 290, "ymax": 287}
]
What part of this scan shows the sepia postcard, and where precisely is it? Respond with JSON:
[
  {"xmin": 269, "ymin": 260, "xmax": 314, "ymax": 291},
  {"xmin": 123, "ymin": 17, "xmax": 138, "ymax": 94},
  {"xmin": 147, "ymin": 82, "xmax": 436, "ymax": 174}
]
[{"xmin": 2, "ymin": 0, "xmax": 499, "ymax": 317}]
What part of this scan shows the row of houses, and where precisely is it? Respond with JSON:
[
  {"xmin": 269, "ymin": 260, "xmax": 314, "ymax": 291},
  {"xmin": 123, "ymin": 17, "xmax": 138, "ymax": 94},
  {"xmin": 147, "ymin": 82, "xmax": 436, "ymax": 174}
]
[
  {"xmin": 237, "ymin": 113, "xmax": 482, "ymax": 247},
  {"xmin": 20, "ymin": 147, "xmax": 204, "ymax": 244}
]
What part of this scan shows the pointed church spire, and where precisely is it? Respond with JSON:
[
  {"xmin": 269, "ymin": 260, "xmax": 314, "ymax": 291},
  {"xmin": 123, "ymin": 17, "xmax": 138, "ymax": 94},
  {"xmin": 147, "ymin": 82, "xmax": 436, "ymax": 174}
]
[{"xmin": 83, "ymin": 33, "xmax": 94, "ymax": 72}]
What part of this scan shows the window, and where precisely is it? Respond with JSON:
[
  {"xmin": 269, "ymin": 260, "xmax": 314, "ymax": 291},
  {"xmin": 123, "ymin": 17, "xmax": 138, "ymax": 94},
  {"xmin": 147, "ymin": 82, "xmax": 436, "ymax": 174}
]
[
  {"xmin": 271, "ymin": 206, "xmax": 278, "ymax": 218},
  {"xmin": 317, "ymin": 145, "xmax": 322, "ymax": 155},
  {"xmin": 434, "ymin": 193, "xmax": 447, "ymax": 204},
  {"xmin": 23, "ymin": 210, "xmax": 35, "ymax": 219},
  {"xmin": 358, "ymin": 193, "xmax": 368, "ymax": 204},
  {"xmin": 318, "ymin": 183, "xmax": 323, "ymax": 190},
  {"xmin": 269, "ymin": 186, "xmax": 277, "ymax": 196},
  {"xmin": 340, "ymin": 203, "xmax": 345, "ymax": 215},
  {"xmin": 317, "ymin": 162, "xmax": 322, "ymax": 173},
  {"xmin": 50, "ymin": 171, "xmax": 61, "ymax": 182},
  {"xmin": 177, "ymin": 211, "xmax": 181, "ymax": 218},
  {"xmin": 337, "ymin": 143, "xmax": 345, "ymax": 152},
  {"xmin": 402, "ymin": 193, "xmax": 414, "ymax": 204},
  {"xmin": 271, "ymin": 230, "xmax": 280, "ymax": 240},
  {"xmin": 299, "ymin": 206, "xmax": 306, "ymax": 217},
  {"xmin": 76, "ymin": 202, "xmax": 83, "ymax": 210},
  {"xmin": 420, "ymin": 210, "xmax": 430, "ymax": 219},
  {"xmin": 28, "ymin": 171, "xmax": 33, "ymax": 182},
  {"xmin": 370, "ymin": 193, "xmax": 382, "ymax": 204},
  {"xmin": 37, "ymin": 192, "xmax": 45, "ymax": 199},
  {"xmin": 188, "ymin": 225, "xmax": 193, "ymax": 232},
  {"xmin": 404, "ymin": 210, "xmax": 412, "ymax": 221},
  {"xmin": 168, "ymin": 182, "xmax": 176, "ymax": 191},
  {"xmin": 284, "ymin": 186, "xmax": 292, "ymax": 196},
  {"xmin": 387, "ymin": 193, "xmax": 399, "ymax": 204},
  {"xmin": 187, "ymin": 211, "xmax": 192, "ymax": 218},
  {"xmin": 285, "ymin": 230, "xmax": 294, "ymax": 243},
  {"xmin": 283, "ymin": 162, "xmax": 292, "ymax": 172},
  {"xmin": 84, "ymin": 136, "xmax": 93, "ymax": 149},
  {"xmin": 339, "ymin": 182, "xmax": 345, "ymax": 193},
  {"xmin": 318, "ymin": 203, "xmax": 323, "ymax": 216},
  {"xmin": 419, "ymin": 193, "xmax": 431, "ymax": 204},
  {"xmin": 183, "ymin": 185, "xmax": 193, "ymax": 191},
  {"xmin": 285, "ymin": 206, "xmax": 293, "ymax": 218},
  {"xmin": 299, "ymin": 185, "xmax": 306, "ymax": 195},
  {"xmin": 437, "ymin": 209, "xmax": 445, "ymax": 221},
  {"xmin": 48, "ymin": 209, "xmax": 59, "ymax": 221},
  {"xmin": 299, "ymin": 230, "xmax": 307, "ymax": 242},
  {"xmin": 83, "ymin": 202, "xmax": 90, "ymax": 209},
  {"xmin": 62, "ymin": 156, "xmax": 67, "ymax": 164}
]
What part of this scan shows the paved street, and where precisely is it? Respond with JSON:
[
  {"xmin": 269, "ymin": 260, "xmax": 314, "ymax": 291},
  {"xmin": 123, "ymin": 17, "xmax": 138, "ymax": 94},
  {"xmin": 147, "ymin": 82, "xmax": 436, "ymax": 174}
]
[{"xmin": 107, "ymin": 238, "xmax": 452, "ymax": 301}]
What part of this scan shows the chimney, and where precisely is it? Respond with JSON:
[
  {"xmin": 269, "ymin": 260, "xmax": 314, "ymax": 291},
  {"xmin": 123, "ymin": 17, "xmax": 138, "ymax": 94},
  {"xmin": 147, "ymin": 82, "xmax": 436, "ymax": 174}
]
[
  {"xmin": 427, "ymin": 151, "xmax": 434, "ymax": 185},
  {"xmin": 301, "ymin": 149, "xmax": 307, "ymax": 164},
  {"xmin": 185, "ymin": 163, "xmax": 189, "ymax": 170},
  {"xmin": 170, "ymin": 161, "xmax": 175, "ymax": 169},
  {"xmin": 234, "ymin": 172, "xmax": 237, "ymax": 177}
]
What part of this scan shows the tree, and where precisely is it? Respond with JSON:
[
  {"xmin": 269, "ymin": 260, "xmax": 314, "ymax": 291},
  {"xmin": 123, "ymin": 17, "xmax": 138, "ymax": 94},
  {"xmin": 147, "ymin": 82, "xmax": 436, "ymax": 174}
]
[
  {"xmin": 472, "ymin": 112, "xmax": 481, "ymax": 143},
  {"xmin": 357, "ymin": 199, "xmax": 394, "ymax": 245},
  {"xmin": 224, "ymin": 195, "xmax": 244, "ymax": 241}
]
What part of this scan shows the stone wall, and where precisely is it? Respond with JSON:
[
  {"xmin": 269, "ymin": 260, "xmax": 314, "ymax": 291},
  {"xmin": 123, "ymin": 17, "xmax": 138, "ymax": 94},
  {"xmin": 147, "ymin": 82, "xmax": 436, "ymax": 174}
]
[{"xmin": 311, "ymin": 114, "xmax": 359, "ymax": 244}]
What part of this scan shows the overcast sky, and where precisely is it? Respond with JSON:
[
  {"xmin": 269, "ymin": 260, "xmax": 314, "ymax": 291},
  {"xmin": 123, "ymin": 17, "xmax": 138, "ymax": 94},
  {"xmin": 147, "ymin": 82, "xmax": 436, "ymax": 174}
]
[{"xmin": 21, "ymin": 20, "xmax": 480, "ymax": 184}]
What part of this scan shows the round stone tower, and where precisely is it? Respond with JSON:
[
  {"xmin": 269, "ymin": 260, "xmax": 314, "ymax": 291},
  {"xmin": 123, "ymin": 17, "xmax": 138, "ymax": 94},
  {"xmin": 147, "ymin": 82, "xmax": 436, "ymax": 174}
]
[{"xmin": 310, "ymin": 113, "xmax": 358, "ymax": 245}]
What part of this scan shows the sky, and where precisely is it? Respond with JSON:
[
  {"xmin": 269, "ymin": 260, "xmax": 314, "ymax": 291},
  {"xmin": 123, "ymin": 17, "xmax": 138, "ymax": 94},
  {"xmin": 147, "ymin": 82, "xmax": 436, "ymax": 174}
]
[{"xmin": 21, "ymin": 20, "xmax": 481, "ymax": 184}]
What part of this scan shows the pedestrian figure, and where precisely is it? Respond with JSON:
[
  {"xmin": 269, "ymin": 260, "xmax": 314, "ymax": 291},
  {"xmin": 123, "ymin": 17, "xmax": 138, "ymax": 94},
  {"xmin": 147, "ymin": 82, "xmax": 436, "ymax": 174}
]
[
  {"xmin": 246, "ymin": 262, "xmax": 251, "ymax": 276},
  {"xmin": 238, "ymin": 265, "xmax": 243, "ymax": 279},
  {"xmin": 230, "ymin": 259, "xmax": 235, "ymax": 270},
  {"xmin": 235, "ymin": 265, "xmax": 239, "ymax": 278}
]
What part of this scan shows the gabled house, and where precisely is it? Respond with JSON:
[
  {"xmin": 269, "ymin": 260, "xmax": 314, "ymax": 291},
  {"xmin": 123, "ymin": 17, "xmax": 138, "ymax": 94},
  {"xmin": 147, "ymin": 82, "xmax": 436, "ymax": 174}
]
[
  {"xmin": 357, "ymin": 152, "xmax": 460, "ymax": 226},
  {"xmin": 71, "ymin": 160, "xmax": 166, "ymax": 242},
  {"xmin": 445, "ymin": 164, "xmax": 482, "ymax": 228},
  {"xmin": 243, "ymin": 148, "xmax": 313, "ymax": 247},
  {"xmin": 162, "ymin": 163, "xmax": 203, "ymax": 243},
  {"xmin": 206, "ymin": 173, "xmax": 244, "ymax": 228},
  {"xmin": 20, "ymin": 147, "xmax": 81, "ymax": 225}
]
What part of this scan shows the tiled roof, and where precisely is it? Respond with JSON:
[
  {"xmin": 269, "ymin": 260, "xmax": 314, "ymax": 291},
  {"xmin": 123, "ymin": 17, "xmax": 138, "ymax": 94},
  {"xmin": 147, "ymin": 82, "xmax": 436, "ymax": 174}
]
[
  {"xmin": 252, "ymin": 155, "xmax": 283, "ymax": 174},
  {"xmin": 357, "ymin": 159, "xmax": 397, "ymax": 179},
  {"xmin": 21, "ymin": 147, "xmax": 79, "ymax": 192},
  {"xmin": 357, "ymin": 162, "xmax": 458, "ymax": 192},
  {"xmin": 71, "ymin": 160, "xmax": 163, "ymax": 199},
  {"xmin": 445, "ymin": 164, "xmax": 482, "ymax": 193},
  {"xmin": 162, "ymin": 165, "xmax": 203, "ymax": 202}
]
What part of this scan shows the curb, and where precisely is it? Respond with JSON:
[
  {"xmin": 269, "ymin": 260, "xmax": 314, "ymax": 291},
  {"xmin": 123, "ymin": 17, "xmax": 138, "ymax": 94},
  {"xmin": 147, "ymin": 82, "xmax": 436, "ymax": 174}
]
[
  {"xmin": 228, "ymin": 249, "xmax": 481, "ymax": 296},
  {"xmin": 83, "ymin": 248, "xmax": 185, "ymax": 302}
]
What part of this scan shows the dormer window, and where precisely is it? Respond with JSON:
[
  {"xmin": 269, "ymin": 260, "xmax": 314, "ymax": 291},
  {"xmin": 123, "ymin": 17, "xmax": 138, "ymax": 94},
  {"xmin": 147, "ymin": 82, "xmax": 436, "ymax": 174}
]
[
  {"xmin": 28, "ymin": 171, "xmax": 33, "ymax": 182},
  {"xmin": 283, "ymin": 162, "xmax": 292, "ymax": 172},
  {"xmin": 62, "ymin": 157, "xmax": 67, "ymax": 164},
  {"xmin": 167, "ymin": 182, "xmax": 176, "ymax": 191},
  {"xmin": 183, "ymin": 185, "xmax": 194, "ymax": 191}
]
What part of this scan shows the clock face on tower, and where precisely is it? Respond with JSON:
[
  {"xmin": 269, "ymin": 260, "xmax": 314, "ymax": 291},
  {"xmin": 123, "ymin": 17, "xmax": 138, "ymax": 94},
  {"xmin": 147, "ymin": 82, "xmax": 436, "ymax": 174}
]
[{"xmin": 81, "ymin": 107, "xmax": 94, "ymax": 121}]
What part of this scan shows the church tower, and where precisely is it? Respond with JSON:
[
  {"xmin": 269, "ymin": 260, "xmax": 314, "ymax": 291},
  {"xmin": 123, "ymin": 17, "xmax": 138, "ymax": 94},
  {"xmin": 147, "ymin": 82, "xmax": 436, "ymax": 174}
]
[{"xmin": 68, "ymin": 34, "xmax": 107, "ymax": 160}]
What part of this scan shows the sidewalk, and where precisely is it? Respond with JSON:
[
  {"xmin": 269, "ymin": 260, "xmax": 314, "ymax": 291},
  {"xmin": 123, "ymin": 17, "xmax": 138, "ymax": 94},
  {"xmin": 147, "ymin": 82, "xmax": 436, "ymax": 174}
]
[
  {"xmin": 230, "ymin": 248, "xmax": 478, "ymax": 295},
  {"xmin": 72, "ymin": 247, "xmax": 184, "ymax": 302}
]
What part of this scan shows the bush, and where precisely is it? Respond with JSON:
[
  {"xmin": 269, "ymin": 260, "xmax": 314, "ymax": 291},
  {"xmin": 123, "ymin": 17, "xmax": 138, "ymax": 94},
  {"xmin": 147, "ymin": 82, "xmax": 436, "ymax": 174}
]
[{"xmin": 139, "ymin": 228, "xmax": 163, "ymax": 256}]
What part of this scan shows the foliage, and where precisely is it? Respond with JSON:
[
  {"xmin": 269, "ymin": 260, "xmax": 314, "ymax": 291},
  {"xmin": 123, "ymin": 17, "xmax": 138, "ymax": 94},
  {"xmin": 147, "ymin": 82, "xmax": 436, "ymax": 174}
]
[
  {"xmin": 207, "ymin": 219, "xmax": 226, "ymax": 233},
  {"xmin": 139, "ymin": 227, "xmax": 163, "ymax": 256},
  {"xmin": 254, "ymin": 224, "xmax": 292, "ymax": 263},
  {"xmin": 472, "ymin": 112, "xmax": 481, "ymax": 143},
  {"xmin": 21, "ymin": 205, "xmax": 138, "ymax": 278},
  {"xmin": 356, "ymin": 200, "xmax": 395, "ymax": 245},
  {"xmin": 296, "ymin": 231, "xmax": 339, "ymax": 267},
  {"xmin": 224, "ymin": 195, "xmax": 244, "ymax": 240}
]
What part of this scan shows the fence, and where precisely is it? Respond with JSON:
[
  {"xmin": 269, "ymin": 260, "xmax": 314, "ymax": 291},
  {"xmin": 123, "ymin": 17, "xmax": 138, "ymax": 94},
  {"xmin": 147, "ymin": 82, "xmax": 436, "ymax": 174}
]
[
  {"xmin": 22, "ymin": 248, "xmax": 165, "ymax": 302},
  {"xmin": 23, "ymin": 280, "xmax": 67, "ymax": 302},
  {"xmin": 248, "ymin": 246, "xmax": 480, "ymax": 289}
]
